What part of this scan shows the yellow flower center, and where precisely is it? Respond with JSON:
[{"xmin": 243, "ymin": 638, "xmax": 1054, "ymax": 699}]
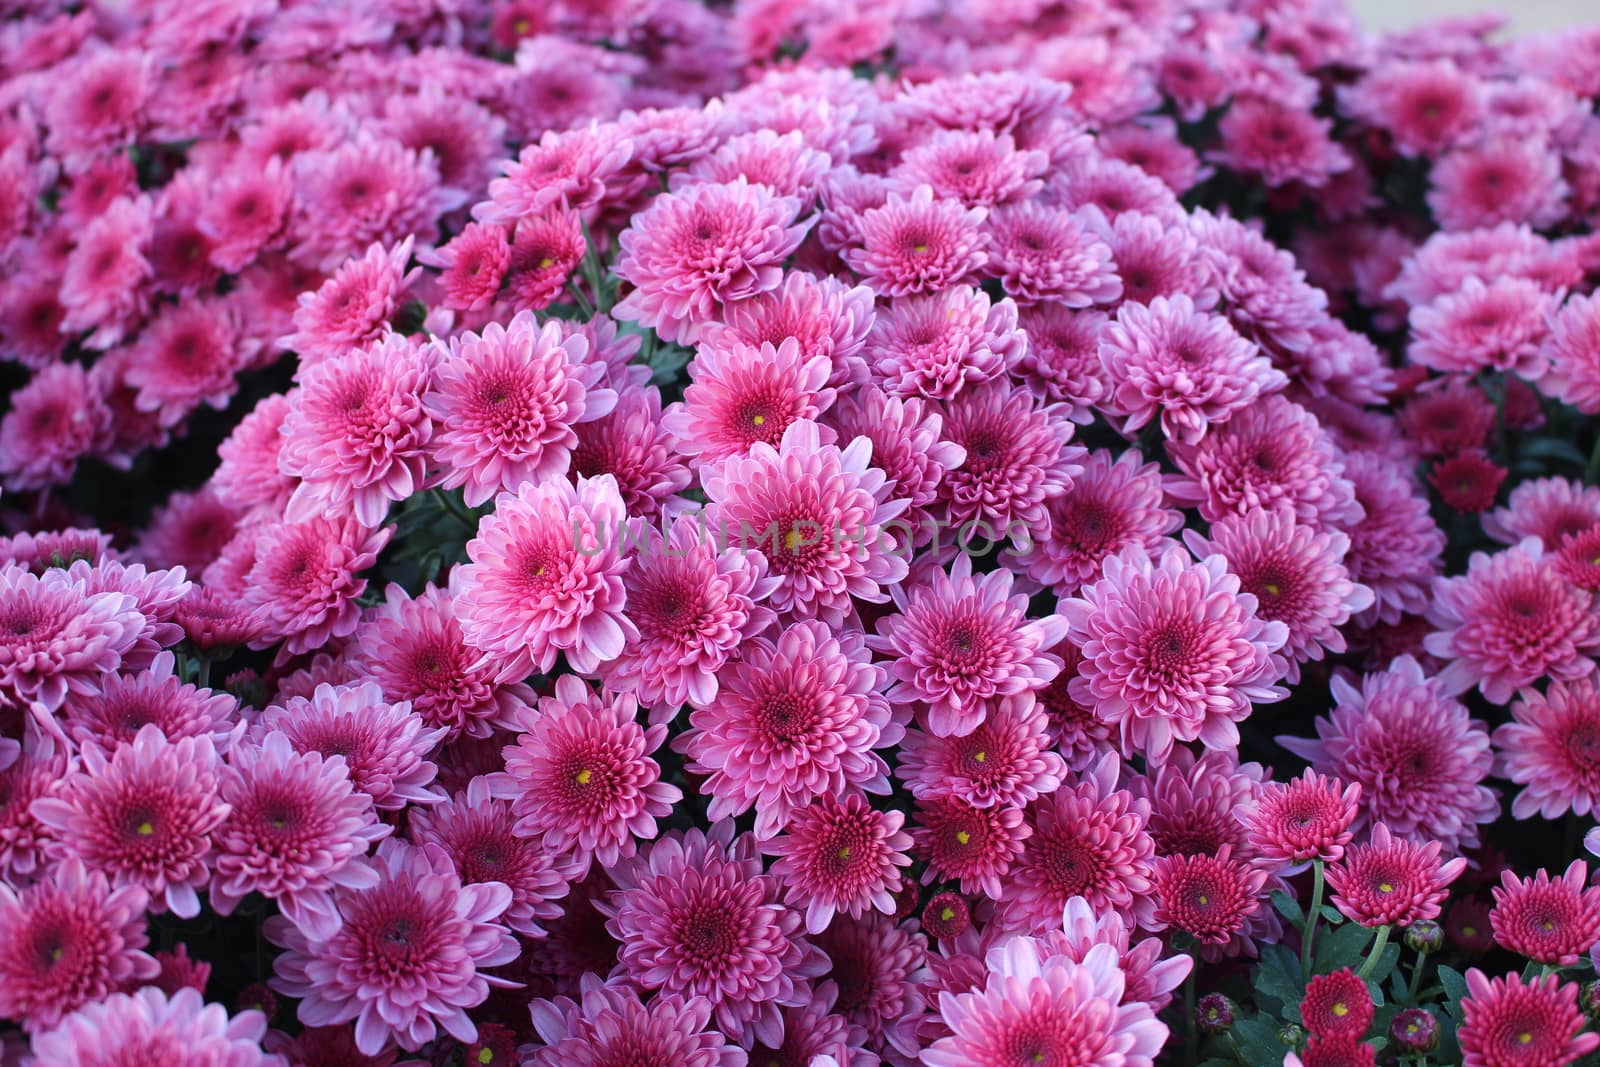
[
  {"xmin": 940, "ymin": 907, "xmax": 956, "ymax": 922},
  {"xmin": 752, "ymin": 414, "xmax": 766, "ymax": 426},
  {"xmin": 575, "ymin": 769, "xmax": 594, "ymax": 786},
  {"xmin": 955, "ymin": 830, "xmax": 972, "ymax": 846},
  {"xmin": 478, "ymin": 1049, "xmax": 495, "ymax": 1065},
  {"xmin": 1378, "ymin": 882, "xmax": 1394, "ymax": 893},
  {"xmin": 538, "ymin": 257, "xmax": 554, "ymax": 269},
  {"xmin": 1332, "ymin": 1002, "xmax": 1348, "ymax": 1017},
  {"xmin": 972, "ymin": 751, "xmax": 987, "ymax": 763},
  {"xmin": 837, "ymin": 846, "xmax": 852, "ymax": 861},
  {"xmin": 136, "ymin": 821, "xmax": 155, "ymax": 836},
  {"xmin": 1263, "ymin": 582, "xmax": 1281, "ymax": 596}
]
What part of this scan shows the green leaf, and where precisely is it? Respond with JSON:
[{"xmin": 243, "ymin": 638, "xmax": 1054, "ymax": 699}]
[
  {"xmin": 1231, "ymin": 1016, "xmax": 1285, "ymax": 1066},
  {"xmin": 1437, "ymin": 964, "xmax": 1470, "ymax": 1023},
  {"xmin": 1256, "ymin": 943, "xmax": 1304, "ymax": 1018},
  {"xmin": 1319, "ymin": 905, "xmax": 1346, "ymax": 925},
  {"xmin": 1313, "ymin": 921, "xmax": 1375, "ymax": 974},
  {"xmin": 1271, "ymin": 890, "xmax": 1306, "ymax": 930}
]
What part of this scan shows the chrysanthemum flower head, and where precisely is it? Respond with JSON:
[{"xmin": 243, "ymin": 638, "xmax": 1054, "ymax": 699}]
[
  {"xmin": 700, "ymin": 270, "xmax": 876, "ymax": 392},
  {"xmin": 1539, "ymin": 293, "xmax": 1600, "ymax": 415},
  {"xmin": 267, "ymin": 839, "xmax": 518, "ymax": 1055},
  {"xmin": 864, "ymin": 285, "xmax": 1025, "ymax": 402},
  {"xmin": 0, "ymin": 563, "xmax": 144, "ymax": 716},
  {"xmin": 842, "ymin": 184, "xmax": 989, "ymax": 297},
  {"xmin": 1300, "ymin": 968, "xmax": 1374, "ymax": 1041},
  {"xmin": 910, "ymin": 795, "xmax": 1030, "ymax": 901},
  {"xmin": 1409, "ymin": 276, "xmax": 1556, "ymax": 378},
  {"xmin": 498, "ymin": 674, "xmax": 679, "ymax": 877},
  {"xmin": 282, "ymin": 238, "xmax": 418, "ymax": 365},
  {"xmin": 527, "ymin": 979, "xmax": 743, "ymax": 1067},
  {"xmin": 31, "ymin": 726, "xmax": 228, "ymax": 918},
  {"xmin": 1326, "ymin": 822, "xmax": 1468, "ymax": 928},
  {"xmin": 897, "ymin": 691, "xmax": 1067, "ymax": 810},
  {"xmin": 1496, "ymin": 678, "xmax": 1600, "ymax": 820},
  {"xmin": 1484, "ymin": 477, "xmax": 1600, "ymax": 551},
  {"xmin": 663, "ymin": 336, "xmax": 836, "ymax": 465},
  {"xmin": 1490, "ymin": 861, "xmax": 1600, "ymax": 967},
  {"xmin": 27, "ymin": 986, "xmax": 277, "ymax": 1066},
  {"xmin": 1149, "ymin": 845, "xmax": 1268, "ymax": 954},
  {"xmin": 1341, "ymin": 451, "xmax": 1447, "ymax": 625},
  {"xmin": 61, "ymin": 650, "xmax": 241, "ymax": 756},
  {"xmin": 1239, "ymin": 769, "xmax": 1361, "ymax": 872},
  {"xmin": 1458, "ymin": 970, "xmax": 1599, "ymax": 1067},
  {"xmin": 766, "ymin": 792, "xmax": 911, "ymax": 933},
  {"xmin": 455, "ymin": 473, "xmax": 635, "ymax": 676},
  {"xmin": 984, "ymin": 201, "xmax": 1122, "ymax": 308},
  {"xmin": 242, "ymin": 516, "xmax": 392, "ymax": 659}
]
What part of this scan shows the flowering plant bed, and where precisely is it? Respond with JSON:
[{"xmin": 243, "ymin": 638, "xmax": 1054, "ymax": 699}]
[{"xmin": 4, "ymin": 0, "xmax": 1600, "ymax": 1064}]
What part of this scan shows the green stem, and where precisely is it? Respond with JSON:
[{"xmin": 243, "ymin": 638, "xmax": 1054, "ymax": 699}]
[
  {"xmin": 1357, "ymin": 925, "xmax": 1391, "ymax": 980},
  {"xmin": 1302, "ymin": 859, "xmax": 1325, "ymax": 974},
  {"xmin": 1407, "ymin": 948, "xmax": 1429, "ymax": 1004},
  {"xmin": 1541, "ymin": 963, "xmax": 1556, "ymax": 980},
  {"xmin": 197, "ymin": 658, "xmax": 211, "ymax": 690}
]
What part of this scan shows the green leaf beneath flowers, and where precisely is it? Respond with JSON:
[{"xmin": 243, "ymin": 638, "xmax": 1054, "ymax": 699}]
[{"xmin": 1271, "ymin": 890, "xmax": 1305, "ymax": 930}]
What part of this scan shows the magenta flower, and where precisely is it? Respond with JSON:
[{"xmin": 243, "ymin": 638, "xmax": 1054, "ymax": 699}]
[
  {"xmin": 61, "ymin": 650, "xmax": 240, "ymax": 756},
  {"xmin": 267, "ymin": 839, "xmax": 518, "ymax": 1056},
  {"xmin": 242, "ymin": 516, "xmax": 391, "ymax": 657},
  {"xmin": 424, "ymin": 310, "xmax": 615, "ymax": 506},
  {"xmin": 0, "ymin": 857, "xmax": 157, "ymax": 1033},
  {"xmin": 984, "ymin": 201, "xmax": 1122, "ymax": 307},
  {"xmin": 679, "ymin": 619, "xmax": 895, "ymax": 839},
  {"xmin": 1409, "ymin": 276, "xmax": 1556, "ymax": 377},
  {"xmin": 614, "ymin": 177, "xmax": 810, "ymax": 344},
  {"xmin": 1326, "ymin": 822, "xmax": 1467, "ymax": 928},
  {"xmin": 28, "ymin": 987, "xmax": 276, "ymax": 1066},
  {"xmin": 910, "ymin": 795, "xmax": 1030, "ymax": 900},
  {"xmin": 766, "ymin": 792, "xmax": 911, "ymax": 933},
  {"xmin": 1539, "ymin": 293, "xmax": 1600, "ymax": 414},
  {"xmin": 1342, "ymin": 451, "xmax": 1447, "ymax": 625},
  {"xmin": 1458, "ymin": 970, "xmax": 1599, "ymax": 1067},
  {"xmin": 1149, "ymin": 846, "xmax": 1269, "ymax": 956},
  {"xmin": 31, "ymin": 726, "xmax": 228, "ymax": 918},
  {"xmin": 1239, "ymin": 769, "xmax": 1361, "ymax": 872},
  {"xmin": 528, "ymin": 982, "xmax": 743, "ymax": 1067},
  {"xmin": 1490, "ymin": 861, "xmax": 1600, "ymax": 967},
  {"xmin": 0, "ymin": 563, "xmax": 144, "ymax": 716},
  {"xmin": 843, "ymin": 184, "xmax": 989, "ymax": 296},
  {"xmin": 662, "ymin": 336, "xmax": 836, "ymax": 464},
  {"xmin": 1495, "ymin": 678, "xmax": 1600, "ymax": 820},
  {"xmin": 863, "ymin": 285, "xmax": 1024, "ymax": 401},
  {"xmin": 455, "ymin": 473, "xmax": 635, "ymax": 676},
  {"xmin": 498, "ymin": 674, "xmax": 680, "ymax": 877},
  {"xmin": 1062, "ymin": 546, "xmax": 1288, "ymax": 765},
  {"xmin": 897, "ymin": 692, "xmax": 1067, "ymax": 809},
  {"xmin": 700, "ymin": 270, "xmax": 876, "ymax": 391}
]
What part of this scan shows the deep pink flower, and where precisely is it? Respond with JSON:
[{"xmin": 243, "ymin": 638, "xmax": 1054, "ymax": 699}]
[
  {"xmin": 1496, "ymin": 678, "xmax": 1600, "ymax": 819},
  {"xmin": 410, "ymin": 775, "xmax": 576, "ymax": 940},
  {"xmin": 1213, "ymin": 95, "xmax": 1349, "ymax": 187},
  {"xmin": 210, "ymin": 730, "xmax": 388, "ymax": 939},
  {"xmin": 27, "ymin": 986, "xmax": 275, "ymax": 1066},
  {"xmin": 599, "ymin": 824, "xmax": 828, "ymax": 1047},
  {"xmin": 702, "ymin": 419, "xmax": 908, "ymax": 625},
  {"xmin": 1326, "ymin": 822, "xmax": 1467, "ymax": 928},
  {"xmin": 897, "ymin": 692, "xmax": 1067, "ymax": 810},
  {"xmin": 1540, "ymin": 293, "xmax": 1600, "ymax": 414},
  {"xmin": 1301, "ymin": 969, "xmax": 1374, "ymax": 1041},
  {"xmin": 984, "ymin": 202, "xmax": 1122, "ymax": 308},
  {"xmin": 614, "ymin": 178, "xmax": 810, "ymax": 344},
  {"xmin": 212, "ymin": 393, "xmax": 296, "ymax": 515},
  {"xmin": 699, "ymin": 270, "xmax": 876, "ymax": 392},
  {"xmin": 498, "ymin": 674, "xmax": 679, "ymax": 877},
  {"xmin": 44, "ymin": 48, "xmax": 151, "ymax": 158},
  {"xmin": 267, "ymin": 839, "xmax": 518, "ymax": 1055},
  {"xmin": 1490, "ymin": 861, "xmax": 1600, "ymax": 967},
  {"xmin": 31, "ymin": 726, "xmax": 227, "ymax": 918},
  {"xmin": 663, "ymin": 337, "xmax": 836, "ymax": 464},
  {"xmin": 1429, "ymin": 137, "xmax": 1568, "ymax": 232},
  {"xmin": 124, "ymin": 300, "xmax": 244, "ymax": 427},
  {"xmin": 812, "ymin": 911, "xmax": 928, "ymax": 1052},
  {"xmin": 1014, "ymin": 306, "xmax": 1111, "ymax": 422},
  {"xmin": 1062, "ymin": 546, "xmax": 1288, "ymax": 765},
  {"xmin": 253, "ymin": 682, "xmax": 445, "ymax": 811},
  {"xmin": 418, "ymin": 221, "xmax": 510, "ymax": 312},
  {"xmin": 0, "ymin": 563, "xmax": 144, "ymax": 716},
  {"xmin": 1001, "ymin": 753, "xmax": 1156, "ymax": 932},
  {"xmin": 572, "ymin": 386, "xmax": 693, "ymax": 520},
  {"xmin": 1398, "ymin": 377, "xmax": 1497, "ymax": 457},
  {"xmin": 863, "ymin": 285, "xmax": 1025, "ymax": 401},
  {"xmin": 1341, "ymin": 452, "xmax": 1447, "ymax": 625},
  {"xmin": 1239, "ymin": 769, "xmax": 1361, "ymax": 872},
  {"xmin": 843, "ymin": 184, "xmax": 989, "ymax": 297},
  {"xmin": 242, "ymin": 517, "xmax": 391, "ymax": 657},
  {"xmin": 603, "ymin": 513, "xmax": 778, "ymax": 716},
  {"xmin": 0, "ymin": 755, "xmax": 64, "ymax": 883},
  {"xmin": 282, "ymin": 239, "xmax": 417, "ymax": 365},
  {"xmin": 679, "ymin": 620, "xmax": 895, "ymax": 839},
  {"xmin": 59, "ymin": 196, "xmax": 152, "ymax": 348},
  {"xmin": 1099, "ymin": 293, "xmax": 1287, "ymax": 445},
  {"xmin": 1431, "ymin": 452, "xmax": 1509, "ymax": 514},
  {"xmin": 1340, "ymin": 59, "xmax": 1484, "ymax": 157},
  {"xmin": 527, "ymin": 982, "xmax": 743, "ymax": 1067},
  {"xmin": 480, "ymin": 122, "xmax": 633, "ymax": 223},
  {"xmin": 1425, "ymin": 539, "xmax": 1600, "ymax": 703},
  {"xmin": 1484, "ymin": 477, "xmax": 1600, "ymax": 550},
  {"xmin": 0, "ymin": 857, "xmax": 157, "ymax": 1033},
  {"xmin": 893, "ymin": 128, "xmax": 1047, "ymax": 208},
  {"xmin": 290, "ymin": 136, "xmax": 454, "ymax": 272},
  {"xmin": 686, "ymin": 129, "xmax": 834, "ymax": 207},
  {"xmin": 60, "ymin": 650, "xmax": 239, "ymax": 756},
  {"xmin": 766, "ymin": 792, "xmax": 911, "ymax": 933},
  {"xmin": 1409, "ymin": 277, "xmax": 1556, "ymax": 378},
  {"xmin": 136, "ymin": 487, "xmax": 243, "ymax": 577},
  {"xmin": 1458, "ymin": 970, "xmax": 1599, "ymax": 1067},
  {"xmin": 279, "ymin": 334, "xmax": 434, "ymax": 527},
  {"xmin": 910, "ymin": 795, "xmax": 1030, "ymax": 900},
  {"xmin": 455, "ymin": 474, "xmax": 634, "ymax": 676},
  {"xmin": 1149, "ymin": 845, "xmax": 1267, "ymax": 954},
  {"xmin": 197, "ymin": 158, "xmax": 293, "ymax": 273},
  {"xmin": 0, "ymin": 363, "xmax": 112, "ymax": 492},
  {"xmin": 504, "ymin": 206, "xmax": 587, "ymax": 313},
  {"xmin": 1131, "ymin": 747, "xmax": 1262, "ymax": 862}
]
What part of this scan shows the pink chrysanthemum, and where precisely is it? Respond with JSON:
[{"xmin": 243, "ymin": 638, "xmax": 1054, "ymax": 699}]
[
  {"xmin": 766, "ymin": 792, "xmax": 911, "ymax": 933},
  {"xmin": 456, "ymin": 474, "xmax": 634, "ymax": 676},
  {"xmin": 44, "ymin": 48, "xmax": 151, "ymax": 159},
  {"xmin": 498, "ymin": 675, "xmax": 679, "ymax": 877},
  {"xmin": 1425, "ymin": 539, "xmax": 1600, "ymax": 703},
  {"xmin": 1062, "ymin": 546, "xmax": 1288, "ymax": 765},
  {"xmin": 1431, "ymin": 452, "xmax": 1509, "ymax": 514},
  {"xmin": 31, "ymin": 726, "xmax": 226, "ymax": 918},
  {"xmin": 1554, "ymin": 525, "xmax": 1600, "ymax": 592},
  {"xmin": 599, "ymin": 825, "xmax": 828, "ymax": 1047},
  {"xmin": 212, "ymin": 393, "xmax": 296, "ymax": 514},
  {"xmin": 1398, "ymin": 378, "xmax": 1497, "ymax": 457},
  {"xmin": 136, "ymin": 487, "xmax": 242, "ymax": 577},
  {"xmin": 58, "ymin": 196, "xmax": 152, "ymax": 348},
  {"xmin": 425, "ymin": 311, "xmax": 613, "ymax": 506},
  {"xmin": 924, "ymin": 940, "xmax": 1167, "ymax": 1067},
  {"xmin": 910, "ymin": 795, "xmax": 1031, "ymax": 900},
  {"xmin": 354, "ymin": 582, "xmax": 532, "ymax": 742},
  {"xmin": 843, "ymin": 184, "xmax": 989, "ymax": 297},
  {"xmin": 1239, "ymin": 769, "xmax": 1361, "ymax": 872},
  {"xmin": 1166, "ymin": 395, "xmax": 1362, "ymax": 532},
  {"xmin": 700, "ymin": 271, "xmax": 876, "ymax": 391},
  {"xmin": 892, "ymin": 129, "xmax": 1047, "ymax": 208},
  {"xmin": 527, "ymin": 981, "xmax": 743, "ymax": 1067},
  {"xmin": 209, "ymin": 730, "xmax": 388, "ymax": 939},
  {"xmin": 242, "ymin": 516, "xmax": 391, "ymax": 656},
  {"xmin": 411, "ymin": 776, "xmax": 574, "ymax": 940},
  {"xmin": 1539, "ymin": 294, "xmax": 1600, "ymax": 415},
  {"xmin": 702, "ymin": 419, "xmax": 908, "ymax": 625},
  {"xmin": 283, "ymin": 238, "xmax": 417, "ymax": 365},
  {"xmin": 418, "ymin": 222, "xmax": 510, "ymax": 313},
  {"xmin": 280, "ymin": 334, "xmax": 434, "ymax": 527},
  {"xmin": 936, "ymin": 380, "xmax": 1082, "ymax": 546},
  {"xmin": 1001, "ymin": 753, "xmax": 1156, "ymax": 933},
  {"xmin": 1010, "ymin": 449, "xmax": 1182, "ymax": 596},
  {"xmin": 1280, "ymin": 655, "xmax": 1497, "ymax": 854},
  {"xmin": 254, "ymin": 682, "xmax": 445, "ymax": 811},
  {"xmin": 1099, "ymin": 293, "xmax": 1287, "ymax": 445},
  {"xmin": 686, "ymin": 129, "xmax": 834, "ymax": 207},
  {"xmin": 813, "ymin": 910, "xmax": 929, "ymax": 1052},
  {"xmin": 1301, "ymin": 969, "xmax": 1374, "ymax": 1041},
  {"xmin": 1339, "ymin": 59, "xmax": 1484, "ymax": 157},
  {"xmin": 1490, "ymin": 861, "xmax": 1600, "ymax": 967},
  {"xmin": 0, "ymin": 857, "xmax": 156, "ymax": 1033},
  {"xmin": 614, "ymin": 177, "xmax": 809, "ymax": 344},
  {"xmin": 1326, "ymin": 822, "xmax": 1467, "ymax": 928},
  {"xmin": 1213, "ymin": 95, "xmax": 1349, "ymax": 188},
  {"xmin": 1014, "ymin": 306, "xmax": 1111, "ymax": 422},
  {"xmin": 825, "ymin": 386, "xmax": 964, "ymax": 545},
  {"xmin": 863, "ymin": 285, "xmax": 1025, "ymax": 401},
  {"xmin": 124, "ymin": 300, "xmax": 244, "ymax": 428},
  {"xmin": 1342, "ymin": 452, "xmax": 1447, "ymax": 625},
  {"xmin": 0, "ymin": 563, "xmax": 144, "ymax": 715},
  {"xmin": 504, "ymin": 206, "xmax": 588, "ymax": 313},
  {"xmin": 1496, "ymin": 678, "xmax": 1600, "ymax": 819},
  {"xmin": 679, "ymin": 620, "xmax": 895, "ymax": 839},
  {"xmin": 290, "ymin": 137, "xmax": 453, "ymax": 272},
  {"xmin": 267, "ymin": 839, "xmax": 518, "ymax": 1056},
  {"xmin": 0, "ymin": 755, "xmax": 64, "ymax": 883},
  {"xmin": 0, "ymin": 362, "xmax": 112, "ymax": 492},
  {"xmin": 572, "ymin": 387, "xmax": 693, "ymax": 520},
  {"xmin": 1186, "ymin": 509, "xmax": 1373, "ymax": 682},
  {"xmin": 28, "ymin": 986, "xmax": 275, "ymax": 1066},
  {"xmin": 663, "ymin": 337, "xmax": 836, "ymax": 464},
  {"xmin": 603, "ymin": 513, "xmax": 777, "ymax": 716},
  {"xmin": 1458, "ymin": 970, "xmax": 1600, "ymax": 1067},
  {"xmin": 1429, "ymin": 137, "xmax": 1568, "ymax": 232},
  {"xmin": 869, "ymin": 554, "xmax": 1067, "ymax": 736},
  {"xmin": 1059, "ymin": 895, "xmax": 1192, "ymax": 1013},
  {"xmin": 61, "ymin": 650, "xmax": 239, "ymax": 756},
  {"xmin": 1149, "ymin": 845, "xmax": 1268, "ymax": 954},
  {"xmin": 984, "ymin": 202, "xmax": 1122, "ymax": 308},
  {"xmin": 1409, "ymin": 277, "xmax": 1557, "ymax": 378},
  {"xmin": 1096, "ymin": 210, "xmax": 1216, "ymax": 310},
  {"xmin": 197, "ymin": 159, "xmax": 293, "ymax": 273},
  {"xmin": 897, "ymin": 692, "xmax": 1067, "ymax": 810},
  {"xmin": 1484, "ymin": 477, "xmax": 1600, "ymax": 550},
  {"xmin": 1132, "ymin": 748, "xmax": 1262, "ymax": 861},
  {"xmin": 1035, "ymin": 648, "xmax": 1117, "ymax": 767},
  {"xmin": 480, "ymin": 122, "xmax": 632, "ymax": 223}
]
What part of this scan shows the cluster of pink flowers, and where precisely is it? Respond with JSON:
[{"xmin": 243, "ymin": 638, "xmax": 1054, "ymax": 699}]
[{"xmin": 4, "ymin": 0, "xmax": 1600, "ymax": 1064}]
